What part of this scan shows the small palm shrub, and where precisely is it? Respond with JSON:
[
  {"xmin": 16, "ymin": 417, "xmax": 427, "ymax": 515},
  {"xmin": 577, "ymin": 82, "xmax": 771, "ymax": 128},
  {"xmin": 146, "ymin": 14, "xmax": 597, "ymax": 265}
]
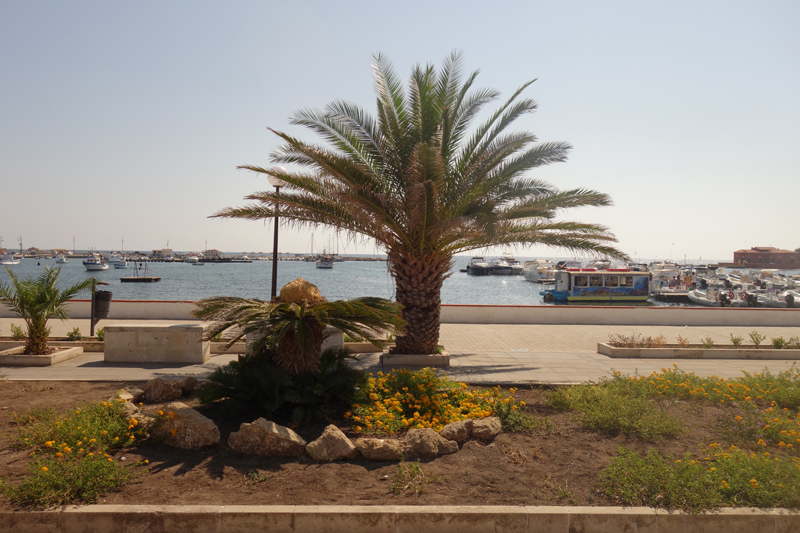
[
  {"xmin": 193, "ymin": 278, "xmax": 405, "ymax": 375},
  {"xmin": 66, "ymin": 327, "xmax": 83, "ymax": 341},
  {"xmin": 197, "ymin": 346, "xmax": 365, "ymax": 425},
  {"xmin": 10, "ymin": 323, "xmax": 25, "ymax": 340},
  {"xmin": 0, "ymin": 266, "xmax": 94, "ymax": 354}
]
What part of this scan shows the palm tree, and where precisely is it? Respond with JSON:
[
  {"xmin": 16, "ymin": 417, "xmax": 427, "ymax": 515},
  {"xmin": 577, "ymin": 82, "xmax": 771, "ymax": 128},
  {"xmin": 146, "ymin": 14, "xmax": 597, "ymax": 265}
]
[
  {"xmin": 213, "ymin": 51, "xmax": 626, "ymax": 354},
  {"xmin": 0, "ymin": 266, "xmax": 94, "ymax": 354},
  {"xmin": 193, "ymin": 279, "xmax": 405, "ymax": 375}
]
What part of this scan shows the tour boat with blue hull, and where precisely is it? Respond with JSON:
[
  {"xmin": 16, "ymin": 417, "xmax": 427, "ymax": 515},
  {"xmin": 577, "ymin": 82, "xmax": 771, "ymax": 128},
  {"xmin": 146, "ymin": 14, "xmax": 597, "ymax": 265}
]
[{"xmin": 541, "ymin": 269, "xmax": 652, "ymax": 303}]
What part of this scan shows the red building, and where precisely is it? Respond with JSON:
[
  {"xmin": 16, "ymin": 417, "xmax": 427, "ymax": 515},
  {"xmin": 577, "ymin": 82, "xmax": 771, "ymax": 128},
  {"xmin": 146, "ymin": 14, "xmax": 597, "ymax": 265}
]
[{"xmin": 720, "ymin": 247, "xmax": 800, "ymax": 268}]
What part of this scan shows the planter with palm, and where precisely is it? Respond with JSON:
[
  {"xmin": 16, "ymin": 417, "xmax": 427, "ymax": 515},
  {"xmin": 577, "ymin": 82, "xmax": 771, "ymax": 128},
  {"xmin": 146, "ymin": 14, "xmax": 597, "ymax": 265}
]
[
  {"xmin": 212, "ymin": 51, "xmax": 626, "ymax": 354},
  {"xmin": 0, "ymin": 266, "xmax": 94, "ymax": 354}
]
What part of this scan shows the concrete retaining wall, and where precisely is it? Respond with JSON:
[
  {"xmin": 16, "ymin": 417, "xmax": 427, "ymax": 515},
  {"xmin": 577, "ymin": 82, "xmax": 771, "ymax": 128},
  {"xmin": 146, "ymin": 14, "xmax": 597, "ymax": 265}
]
[
  {"xmin": 1, "ymin": 505, "xmax": 797, "ymax": 532},
  {"xmin": 1, "ymin": 300, "xmax": 798, "ymax": 327}
]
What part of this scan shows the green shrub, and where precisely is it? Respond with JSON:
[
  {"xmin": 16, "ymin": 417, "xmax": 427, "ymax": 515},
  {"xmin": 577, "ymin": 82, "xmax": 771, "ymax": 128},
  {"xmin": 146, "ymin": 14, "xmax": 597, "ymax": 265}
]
[
  {"xmin": 95, "ymin": 328, "xmax": 104, "ymax": 341},
  {"xmin": 788, "ymin": 337, "xmax": 800, "ymax": 350},
  {"xmin": 546, "ymin": 382, "xmax": 683, "ymax": 441},
  {"xmin": 750, "ymin": 331, "xmax": 766, "ymax": 347},
  {"xmin": 700, "ymin": 337, "xmax": 715, "ymax": 348},
  {"xmin": 197, "ymin": 347, "xmax": 365, "ymax": 425},
  {"xmin": 607, "ymin": 334, "xmax": 666, "ymax": 348},
  {"xmin": 771, "ymin": 337, "xmax": 787, "ymax": 349},
  {"xmin": 2, "ymin": 399, "xmax": 149, "ymax": 508},
  {"xmin": 66, "ymin": 327, "xmax": 82, "ymax": 341},
  {"xmin": 729, "ymin": 334, "xmax": 743, "ymax": 347},
  {"xmin": 10, "ymin": 323, "xmax": 25, "ymax": 340},
  {"xmin": 601, "ymin": 446, "xmax": 800, "ymax": 511},
  {"xmin": 0, "ymin": 453, "xmax": 135, "ymax": 508}
]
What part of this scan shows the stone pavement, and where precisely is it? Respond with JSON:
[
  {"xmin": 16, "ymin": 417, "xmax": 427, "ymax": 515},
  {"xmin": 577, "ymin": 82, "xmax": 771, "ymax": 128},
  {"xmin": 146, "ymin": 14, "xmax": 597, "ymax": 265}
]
[{"xmin": 1, "ymin": 318, "xmax": 798, "ymax": 384}]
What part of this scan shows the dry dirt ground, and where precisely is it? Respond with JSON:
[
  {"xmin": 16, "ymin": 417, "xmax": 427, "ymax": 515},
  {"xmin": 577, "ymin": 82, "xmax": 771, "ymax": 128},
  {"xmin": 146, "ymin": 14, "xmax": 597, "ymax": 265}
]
[{"xmin": 0, "ymin": 380, "xmax": 721, "ymax": 510}]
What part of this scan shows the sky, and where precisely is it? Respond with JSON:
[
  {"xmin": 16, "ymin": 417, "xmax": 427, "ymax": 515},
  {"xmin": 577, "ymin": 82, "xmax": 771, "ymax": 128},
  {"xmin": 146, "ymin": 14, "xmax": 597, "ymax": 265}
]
[{"xmin": 1, "ymin": 1, "xmax": 798, "ymax": 263}]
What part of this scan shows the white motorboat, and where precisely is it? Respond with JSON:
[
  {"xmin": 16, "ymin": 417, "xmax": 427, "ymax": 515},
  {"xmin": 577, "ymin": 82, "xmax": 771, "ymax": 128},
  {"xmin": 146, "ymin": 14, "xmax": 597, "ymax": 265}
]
[
  {"xmin": 489, "ymin": 257, "xmax": 513, "ymax": 275},
  {"xmin": 522, "ymin": 259, "xmax": 556, "ymax": 282},
  {"xmin": 106, "ymin": 253, "xmax": 123, "ymax": 264},
  {"xmin": 500, "ymin": 252, "xmax": 524, "ymax": 275},
  {"xmin": 83, "ymin": 255, "xmax": 109, "ymax": 271},
  {"xmin": 114, "ymin": 260, "xmax": 130, "ymax": 269},
  {"xmin": 584, "ymin": 259, "xmax": 611, "ymax": 270},
  {"xmin": 687, "ymin": 289, "xmax": 744, "ymax": 307},
  {"xmin": 466, "ymin": 257, "xmax": 491, "ymax": 276},
  {"xmin": 184, "ymin": 255, "xmax": 200, "ymax": 264},
  {"xmin": 316, "ymin": 250, "xmax": 334, "ymax": 269},
  {"xmin": 55, "ymin": 254, "xmax": 69, "ymax": 264},
  {"xmin": 0, "ymin": 253, "xmax": 21, "ymax": 265}
]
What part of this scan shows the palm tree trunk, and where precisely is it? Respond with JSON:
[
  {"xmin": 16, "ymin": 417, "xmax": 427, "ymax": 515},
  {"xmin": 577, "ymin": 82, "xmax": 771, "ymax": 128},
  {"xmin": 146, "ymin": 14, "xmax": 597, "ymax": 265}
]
[{"xmin": 388, "ymin": 252, "xmax": 451, "ymax": 354}]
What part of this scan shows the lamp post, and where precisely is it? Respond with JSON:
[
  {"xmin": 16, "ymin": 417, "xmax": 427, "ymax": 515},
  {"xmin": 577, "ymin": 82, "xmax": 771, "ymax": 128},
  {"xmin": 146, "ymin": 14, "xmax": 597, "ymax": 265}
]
[{"xmin": 268, "ymin": 166, "xmax": 287, "ymax": 300}]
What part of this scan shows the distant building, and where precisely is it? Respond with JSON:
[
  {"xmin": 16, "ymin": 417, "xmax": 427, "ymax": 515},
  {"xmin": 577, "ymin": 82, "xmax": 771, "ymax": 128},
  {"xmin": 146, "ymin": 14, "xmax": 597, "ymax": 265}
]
[
  {"xmin": 152, "ymin": 249, "xmax": 173, "ymax": 259},
  {"xmin": 720, "ymin": 247, "xmax": 800, "ymax": 268},
  {"xmin": 202, "ymin": 249, "xmax": 225, "ymax": 260}
]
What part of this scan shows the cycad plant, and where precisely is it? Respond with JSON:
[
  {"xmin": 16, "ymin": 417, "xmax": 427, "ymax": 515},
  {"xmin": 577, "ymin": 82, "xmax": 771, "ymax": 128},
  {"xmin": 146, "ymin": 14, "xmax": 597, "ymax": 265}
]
[
  {"xmin": 213, "ymin": 51, "xmax": 625, "ymax": 354},
  {"xmin": 0, "ymin": 266, "xmax": 94, "ymax": 354},
  {"xmin": 193, "ymin": 278, "xmax": 405, "ymax": 375}
]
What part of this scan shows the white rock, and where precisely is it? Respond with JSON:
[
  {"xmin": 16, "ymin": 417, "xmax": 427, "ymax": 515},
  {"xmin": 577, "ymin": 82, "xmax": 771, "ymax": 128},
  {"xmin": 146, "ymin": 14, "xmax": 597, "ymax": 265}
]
[
  {"xmin": 305, "ymin": 425, "xmax": 358, "ymax": 461},
  {"xmin": 472, "ymin": 416, "xmax": 502, "ymax": 441},
  {"xmin": 157, "ymin": 401, "xmax": 220, "ymax": 450},
  {"xmin": 228, "ymin": 418, "xmax": 307, "ymax": 457}
]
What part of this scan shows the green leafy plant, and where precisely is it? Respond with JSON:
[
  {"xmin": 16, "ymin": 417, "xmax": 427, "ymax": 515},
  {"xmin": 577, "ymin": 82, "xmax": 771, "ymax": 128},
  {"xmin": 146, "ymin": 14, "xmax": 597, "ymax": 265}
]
[
  {"xmin": 787, "ymin": 337, "xmax": 800, "ymax": 350},
  {"xmin": 608, "ymin": 334, "xmax": 667, "ymax": 348},
  {"xmin": 1, "ymin": 399, "xmax": 149, "ymax": 507},
  {"xmin": 391, "ymin": 460, "xmax": 441, "ymax": 495},
  {"xmin": 677, "ymin": 335, "xmax": 689, "ymax": 348},
  {"xmin": 0, "ymin": 266, "xmax": 94, "ymax": 354},
  {"xmin": 66, "ymin": 327, "xmax": 83, "ymax": 341},
  {"xmin": 95, "ymin": 328, "xmax": 104, "ymax": 341},
  {"xmin": 749, "ymin": 331, "xmax": 766, "ymax": 348},
  {"xmin": 729, "ymin": 334, "xmax": 743, "ymax": 347},
  {"xmin": 700, "ymin": 337, "xmax": 715, "ymax": 348},
  {"xmin": 197, "ymin": 347, "xmax": 366, "ymax": 425},
  {"xmin": 193, "ymin": 278, "xmax": 405, "ymax": 375},
  {"xmin": 10, "ymin": 323, "xmax": 25, "ymax": 340},
  {"xmin": 771, "ymin": 337, "xmax": 787, "ymax": 349},
  {"xmin": 546, "ymin": 380, "xmax": 683, "ymax": 441}
]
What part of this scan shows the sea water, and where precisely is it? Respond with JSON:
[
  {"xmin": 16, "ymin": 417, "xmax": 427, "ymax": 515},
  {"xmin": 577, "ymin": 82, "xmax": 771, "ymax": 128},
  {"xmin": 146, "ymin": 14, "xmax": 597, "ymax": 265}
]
[{"xmin": 0, "ymin": 256, "xmax": 765, "ymax": 306}]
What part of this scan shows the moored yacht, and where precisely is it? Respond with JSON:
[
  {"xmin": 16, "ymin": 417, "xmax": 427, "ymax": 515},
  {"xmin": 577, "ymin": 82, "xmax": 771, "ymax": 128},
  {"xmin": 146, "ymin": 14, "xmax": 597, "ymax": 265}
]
[
  {"xmin": 83, "ymin": 255, "xmax": 109, "ymax": 271},
  {"xmin": 466, "ymin": 257, "xmax": 491, "ymax": 276}
]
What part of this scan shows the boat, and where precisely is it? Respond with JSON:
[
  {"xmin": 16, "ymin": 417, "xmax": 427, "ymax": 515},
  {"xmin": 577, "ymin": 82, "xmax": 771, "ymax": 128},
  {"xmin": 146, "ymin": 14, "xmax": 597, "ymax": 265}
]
[
  {"xmin": 466, "ymin": 257, "xmax": 491, "ymax": 276},
  {"xmin": 489, "ymin": 257, "xmax": 514, "ymax": 275},
  {"xmin": 120, "ymin": 262, "xmax": 161, "ymax": 283},
  {"xmin": 500, "ymin": 252, "xmax": 524, "ymax": 275},
  {"xmin": 315, "ymin": 250, "xmax": 334, "ymax": 269},
  {"xmin": 55, "ymin": 253, "xmax": 69, "ymax": 264},
  {"xmin": 0, "ymin": 253, "xmax": 21, "ymax": 265},
  {"xmin": 83, "ymin": 255, "xmax": 109, "ymax": 271},
  {"xmin": 541, "ymin": 269, "xmax": 652, "ymax": 302},
  {"xmin": 113, "ymin": 260, "xmax": 130, "ymax": 269},
  {"xmin": 584, "ymin": 259, "xmax": 611, "ymax": 270},
  {"xmin": 184, "ymin": 255, "xmax": 200, "ymax": 264},
  {"xmin": 686, "ymin": 288, "xmax": 745, "ymax": 307},
  {"xmin": 106, "ymin": 253, "xmax": 123, "ymax": 264},
  {"xmin": 522, "ymin": 260, "xmax": 556, "ymax": 283}
]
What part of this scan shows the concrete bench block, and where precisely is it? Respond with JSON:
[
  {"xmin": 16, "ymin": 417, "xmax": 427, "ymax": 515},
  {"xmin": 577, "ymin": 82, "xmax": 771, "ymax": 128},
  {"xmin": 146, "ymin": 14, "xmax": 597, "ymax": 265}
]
[{"xmin": 104, "ymin": 324, "xmax": 210, "ymax": 363}]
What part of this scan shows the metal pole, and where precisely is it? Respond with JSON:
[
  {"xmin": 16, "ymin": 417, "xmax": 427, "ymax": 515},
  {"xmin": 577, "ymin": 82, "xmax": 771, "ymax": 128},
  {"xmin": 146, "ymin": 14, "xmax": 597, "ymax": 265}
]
[
  {"xmin": 270, "ymin": 186, "xmax": 280, "ymax": 299},
  {"xmin": 90, "ymin": 279, "xmax": 97, "ymax": 337}
]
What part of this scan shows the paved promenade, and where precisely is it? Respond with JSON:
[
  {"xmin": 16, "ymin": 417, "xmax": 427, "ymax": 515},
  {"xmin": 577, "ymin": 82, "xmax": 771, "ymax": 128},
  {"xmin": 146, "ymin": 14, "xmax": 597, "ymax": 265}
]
[{"xmin": 1, "ymin": 318, "xmax": 798, "ymax": 384}]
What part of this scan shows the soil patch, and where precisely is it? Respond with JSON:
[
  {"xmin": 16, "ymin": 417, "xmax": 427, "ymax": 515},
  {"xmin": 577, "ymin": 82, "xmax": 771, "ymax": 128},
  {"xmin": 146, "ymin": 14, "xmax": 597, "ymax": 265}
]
[{"xmin": 0, "ymin": 380, "xmax": 721, "ymax": 509}]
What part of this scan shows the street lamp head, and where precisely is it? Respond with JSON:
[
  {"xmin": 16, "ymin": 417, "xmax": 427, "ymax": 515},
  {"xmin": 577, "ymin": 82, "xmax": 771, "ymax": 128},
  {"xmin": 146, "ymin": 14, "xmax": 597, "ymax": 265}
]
[{"xmin": 267, "ymin": 166, "xmax": 287, "ymax": 188}]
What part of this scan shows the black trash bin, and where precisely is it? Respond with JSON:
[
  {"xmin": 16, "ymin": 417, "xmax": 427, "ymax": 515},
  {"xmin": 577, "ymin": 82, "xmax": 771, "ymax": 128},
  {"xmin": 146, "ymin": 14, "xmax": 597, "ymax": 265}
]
[{"xmin": 94, "ymin": 290, "xmax": 112, "ymax": 319}]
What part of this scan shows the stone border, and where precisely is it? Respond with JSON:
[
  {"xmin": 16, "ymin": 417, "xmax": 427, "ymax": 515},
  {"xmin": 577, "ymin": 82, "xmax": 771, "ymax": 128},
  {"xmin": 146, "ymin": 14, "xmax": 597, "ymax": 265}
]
[
  {"xmin": 598, "ymin": 343, "xmax": 800, "ymax": 360},
  {"xmin": 2, "ymin": 505, "xmax": 798, "ymax": 532},
  {"xmin": 0, "ymin": 346, "xmax": 84, "ymax": 366},
  {"xmin": 381, "ymin": 349, "xmax": 450, "ymax": 368},
  {"xmin": 0, "ymin": 340, "xmax": 104, "ymax": 353}
]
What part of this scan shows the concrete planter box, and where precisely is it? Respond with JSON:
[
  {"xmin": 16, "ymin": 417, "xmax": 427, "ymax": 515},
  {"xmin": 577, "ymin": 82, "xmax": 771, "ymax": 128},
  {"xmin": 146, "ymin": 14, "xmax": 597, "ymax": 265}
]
[
  {"xmin": 598, "ymin": 342, "xmax": 800, "ymax": 360},
  {"xmin": 345, "ymin": 342, "xmax": 391, "ymax": 353},
  {"xmin": 104, "ymin": 324, "xmax": 210, "ymax": 364},
  {"xmin": 0, "ymin": 346, "xmax": 84, "ymax": 366},
  {"xmin": 381, "ymin": 346, "xmax": 450, "ymax": 368},
  {"xmin": 0, "ymin": 339, "xmax": 104, "ymax": 353}
]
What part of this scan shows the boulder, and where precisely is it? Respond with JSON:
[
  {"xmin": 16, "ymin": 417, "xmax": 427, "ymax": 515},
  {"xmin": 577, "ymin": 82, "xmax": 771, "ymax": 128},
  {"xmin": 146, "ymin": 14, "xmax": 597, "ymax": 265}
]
[
  {"xmin": 439, "ymin": 419, "xmax": 473, "ymax": 443},
  {"xmin": 177, "ymin": 377, "xmax": 198, "ymax": 395},
  {"xmin": 117, "ymin": 387, "xmax": 145, "ymax": 403},
  {"xmin": 142, "ymin": 378, "xmax": 182, "ymax": 403},
  {"xmin": 472, "ymin": 416, "xmax": 502, "ymax": 441},
  {"xmin": 156, "ymin": 402, "xmax": 220, "ymax": 449},
  {"xmin": 305, "ymin": 425, "xmax": 358, "ymax": 461},
  {"xmin": 354, "ymin": 438, "xmax": 406, "ymax": 461},
  {"xmin": 404, "ymin": 428, "xmax": 458, "ymax": 458},
  {"xmin": 228, "ymin": 418, "xmax": 306, "ymax": 457}
]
